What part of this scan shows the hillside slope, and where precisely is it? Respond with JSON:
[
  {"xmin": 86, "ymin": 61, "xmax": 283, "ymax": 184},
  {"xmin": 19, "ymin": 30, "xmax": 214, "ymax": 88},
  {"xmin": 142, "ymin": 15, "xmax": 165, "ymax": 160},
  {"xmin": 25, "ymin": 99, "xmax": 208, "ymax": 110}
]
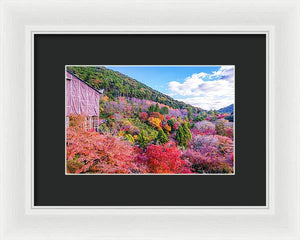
[
  {"xmin": 218, "ymin": 104, "xmax": 234, "ymax": 113},
  {"xmin": 67, "ymin": 66, "xmax": 203, "ymax": 112}
]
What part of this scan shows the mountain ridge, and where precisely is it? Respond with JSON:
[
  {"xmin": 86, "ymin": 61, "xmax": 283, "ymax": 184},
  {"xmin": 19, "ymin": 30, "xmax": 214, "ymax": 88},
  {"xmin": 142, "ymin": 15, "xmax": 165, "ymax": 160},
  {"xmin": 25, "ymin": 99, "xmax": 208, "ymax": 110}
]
[{"xmin": 218, "ymin": 104, "xmax": 234, "ymax": 113}]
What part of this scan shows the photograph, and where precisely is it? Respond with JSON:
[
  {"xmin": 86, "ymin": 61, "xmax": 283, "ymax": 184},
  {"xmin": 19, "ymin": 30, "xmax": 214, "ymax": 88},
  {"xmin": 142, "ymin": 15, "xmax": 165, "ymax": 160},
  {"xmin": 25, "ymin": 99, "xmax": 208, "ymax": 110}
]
[{"xmin": 65, "ymin": 65, "xmax": 235, "ymax": 174}]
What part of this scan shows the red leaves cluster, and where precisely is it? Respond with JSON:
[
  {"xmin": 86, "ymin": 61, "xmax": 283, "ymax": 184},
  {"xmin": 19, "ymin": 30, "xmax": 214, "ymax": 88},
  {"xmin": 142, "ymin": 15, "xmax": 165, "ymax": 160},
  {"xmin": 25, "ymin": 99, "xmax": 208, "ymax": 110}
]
[
  {"xmin": 139, "ymin": 143, "xmax": 191, "ymax": 173},
  {"xmin": 66, "ymin": 126, "xmax": 147, "ymax": 174},
  {"xmin": 139, "ymin": 112, "xmax": 149, "ymax": 122}
]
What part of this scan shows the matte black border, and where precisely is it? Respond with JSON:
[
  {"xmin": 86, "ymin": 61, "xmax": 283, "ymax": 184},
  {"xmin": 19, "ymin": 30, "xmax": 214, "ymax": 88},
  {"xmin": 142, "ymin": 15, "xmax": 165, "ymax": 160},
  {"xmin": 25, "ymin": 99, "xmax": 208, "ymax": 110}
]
[{"xmin": 34, "ymin": 34, "xmax": 266, "ymax": 206}]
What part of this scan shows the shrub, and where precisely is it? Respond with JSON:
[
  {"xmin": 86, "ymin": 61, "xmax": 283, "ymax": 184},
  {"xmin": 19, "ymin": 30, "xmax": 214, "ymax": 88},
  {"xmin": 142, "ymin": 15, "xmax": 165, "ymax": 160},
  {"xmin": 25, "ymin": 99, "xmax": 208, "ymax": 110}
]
[
  {"xmin": 98, "ymin": 123, "xmax": 110, "ymax": 134},
  {"xmin": 215, "ymin": 119, "xmax": 228, "ymax": 136},
  {"xmin": 123, "ymin": 123, "xmax": 139, "ymax": 135},
  {"xmin": 136, "ymin": 130, "xmax": 150, "ymax": 148},
  {"xmin": 125, "ymin": 134, "xmax": 135, "ymax": 143},
  {"xmin": 148, "ymin": 116, "xmax": 162, "ymax": 129},
  {"xmin": 139, "ymin": 112, "xmax": 148, "ymax": 122},
  {"xmin": 163, "ymin": 124, "xmax": 172, "ymax": 133},
  {"xmin": 142, "ymin": 143, "xmax": 191, "ymax": 173}
]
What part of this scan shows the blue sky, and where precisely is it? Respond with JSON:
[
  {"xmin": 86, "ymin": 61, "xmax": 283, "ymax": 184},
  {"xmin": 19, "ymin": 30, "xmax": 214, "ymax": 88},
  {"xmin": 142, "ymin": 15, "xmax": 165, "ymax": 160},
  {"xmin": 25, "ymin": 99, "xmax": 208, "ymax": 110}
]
[{"xmin": 105, "ymin": 65, "xmax": 234, "ymax": 110}]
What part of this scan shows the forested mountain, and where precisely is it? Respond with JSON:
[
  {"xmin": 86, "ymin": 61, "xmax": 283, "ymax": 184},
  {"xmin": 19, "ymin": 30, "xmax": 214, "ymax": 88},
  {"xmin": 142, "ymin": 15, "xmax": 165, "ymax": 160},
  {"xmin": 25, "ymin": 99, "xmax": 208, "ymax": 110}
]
[
  {"xmin": 218, "ymin": 104, "xmax": 234, "ymax": 113},
  {"xmin": 67, "ymin": 66, "xmax": 203, "ymax": 113}
]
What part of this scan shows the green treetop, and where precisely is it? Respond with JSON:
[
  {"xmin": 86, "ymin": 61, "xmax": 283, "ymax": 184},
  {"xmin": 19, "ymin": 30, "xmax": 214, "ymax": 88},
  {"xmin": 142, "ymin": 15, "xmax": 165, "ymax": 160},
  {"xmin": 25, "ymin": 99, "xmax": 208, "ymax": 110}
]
[
  {"xmin": 160, "ymin": 106, "xmax": 169, "ymax": 115},
  {"xmin": 183, "ymin": 122, "xmax": 192, "ymax": 141},
  {"xmin": 137, "ymin": 130, "xmax": 150, "ymax": 148},
  {"xmin": 154, "ymin": 103, "xmax": 160, "ymax": 112},
  {"xmin": 155, "ymin": 129, "xmax": 169, "ymax": 144},
  {"xmin": 148, "ymin": 104, "xmax": 155, "ymax": 113}
]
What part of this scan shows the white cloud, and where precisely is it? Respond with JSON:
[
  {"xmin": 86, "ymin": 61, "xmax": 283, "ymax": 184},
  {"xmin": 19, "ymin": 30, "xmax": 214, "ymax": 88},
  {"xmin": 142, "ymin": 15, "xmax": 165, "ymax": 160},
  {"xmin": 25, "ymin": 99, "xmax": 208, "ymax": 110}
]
[
  {"xmin": 176, "ymin": 95, "xmax": 233, "ymax": 111},
  {"xmin": 168, "ymin": 66, "xmax": 234, "ymax": 110},
  {"xmin": 211, "ymin": 66, "xmax": 234, "ymax": 83}
]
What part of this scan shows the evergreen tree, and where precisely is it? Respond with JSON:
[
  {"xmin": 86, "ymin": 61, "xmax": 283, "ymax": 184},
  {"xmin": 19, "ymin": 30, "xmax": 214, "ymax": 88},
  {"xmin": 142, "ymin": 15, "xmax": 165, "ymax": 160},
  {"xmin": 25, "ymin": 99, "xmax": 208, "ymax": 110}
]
[
  {"xmin": 155, "ymin": 129, "xmax": 169, "ymax": 144},
  {"xmin": 175, "ymin": 124, "xmax": 192, "ymax": 149},
  {"xmin": 175, "ymin": 125, "xmax": 186, "ymax": 148},
  {"xmin": 137, "ymin": 130, "xmax": 149, "ymax": 148},
  {"xmin": 148, "ymin": 104, "xmax": 155, "ymax": 113},
  {"xmin": 160, "ymin": 106, "xmax": 169, "ymax": 115},
  {"xmin": 183, "ymin": 122, "xmax": 192, "ymax": 141},
  {"xmin": 154, "ymin": 103, "xmax": 160, "ymax": 112}
]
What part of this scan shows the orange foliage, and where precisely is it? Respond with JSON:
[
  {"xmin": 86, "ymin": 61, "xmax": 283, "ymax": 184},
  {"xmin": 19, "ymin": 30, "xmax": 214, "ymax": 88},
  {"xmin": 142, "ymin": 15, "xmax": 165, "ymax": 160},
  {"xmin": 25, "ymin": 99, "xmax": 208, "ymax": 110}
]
[
  {"xmin": 102, "ymin": 95, "xmax": 109, "ymax": 102},
  {"xmin": 147, "ymin": 117, "xmax": 162, "ymax": 130},
  {"xmin": 150, "ymin": 112, "xmax": 164, "ymax": 121},
  {"xmin": 163, "ymin": 124, "xmax": 171, "ymax": 132}
]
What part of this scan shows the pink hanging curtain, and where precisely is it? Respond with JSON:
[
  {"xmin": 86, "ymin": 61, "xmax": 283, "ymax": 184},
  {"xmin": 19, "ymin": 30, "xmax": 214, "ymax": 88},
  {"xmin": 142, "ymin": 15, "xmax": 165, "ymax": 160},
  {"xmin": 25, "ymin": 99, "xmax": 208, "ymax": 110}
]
[{"xmin": 66, "ymin": 72, "xmax": 100, "ymax": 117}]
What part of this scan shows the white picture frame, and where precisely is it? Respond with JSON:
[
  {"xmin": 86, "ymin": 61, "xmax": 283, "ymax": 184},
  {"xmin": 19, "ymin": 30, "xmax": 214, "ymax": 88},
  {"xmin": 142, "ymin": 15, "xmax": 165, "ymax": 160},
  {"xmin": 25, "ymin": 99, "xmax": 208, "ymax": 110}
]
[{"xmin": 0, "ymin": 0, "xmax": 299, "ymax": 239}]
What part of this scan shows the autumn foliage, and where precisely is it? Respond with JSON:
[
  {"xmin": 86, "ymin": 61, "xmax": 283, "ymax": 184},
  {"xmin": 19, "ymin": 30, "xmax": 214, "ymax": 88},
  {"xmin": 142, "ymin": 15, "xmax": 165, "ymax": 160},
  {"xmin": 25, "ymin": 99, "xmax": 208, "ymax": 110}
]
[
  {"xmin": 140, "ymin": 143, "xmax": 191, "ymax": 173},
  {"xmin": 67, "ymin": 94, "xmax": 234, "ymax": 174},
  {"xmin": 147, "ymin": 117, "xmax": 162, "ymax": 129},
  {"xmin": 139, "ymin": 112, "xmax": 148, "ymax": 122},
  {"xmin": 66, "ymin": 124, "xmax": 146, "ymax": 174}
]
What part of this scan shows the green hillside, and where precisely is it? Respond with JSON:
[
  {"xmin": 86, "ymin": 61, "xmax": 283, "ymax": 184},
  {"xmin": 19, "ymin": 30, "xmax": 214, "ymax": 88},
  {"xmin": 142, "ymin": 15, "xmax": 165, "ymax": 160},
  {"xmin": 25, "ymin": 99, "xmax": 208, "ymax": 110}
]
[{"xmin": 67, "ymin": 66, "xmax": 203, "ymax": 113}]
